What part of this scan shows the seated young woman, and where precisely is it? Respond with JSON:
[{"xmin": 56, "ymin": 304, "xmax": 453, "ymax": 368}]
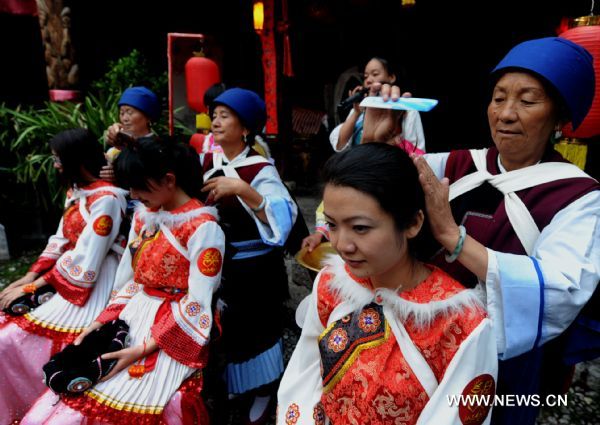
[
  {"xmin": 0, "ymin": 128, "xmax": 127, "ymax": 422},
  {"xmin": 21, "ymin": 137, "xmax": 225, "ymax": 425},
  {"xmin": 277, "ymin": 143, "xmax": 497, "ymax": 425}
]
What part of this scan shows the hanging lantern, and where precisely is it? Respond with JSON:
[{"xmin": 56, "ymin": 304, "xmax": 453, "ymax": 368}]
[
  {"xmin": 402, "ymin": 0, "xmax": 416, "ymax": 7},
  {"xmin": 560, "ymin": 15, "xmax": 600, "ymax": 139},
  {"xmin": 555, "ymin": 17, "xmax": 570, "ymax": 35},
  {"xmin": 184, "ymin": 56, "xmax": 220, "ymax": 113},
  {"xmin": 253, "ymin": 1, "xmax": 265, "ymax": 34}
]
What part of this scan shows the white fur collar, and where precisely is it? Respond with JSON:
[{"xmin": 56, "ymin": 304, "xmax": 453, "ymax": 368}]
[
  {"xmin": 135, "ymin": 203, "xmax": 219, "ymax": 229},
  {"xmin": 323, "ymin": 255, "xmax": 485, "ymax": 329},
  {"xmin": 70, "ymin": 185, "xmax": 128, "ymax": 200}
]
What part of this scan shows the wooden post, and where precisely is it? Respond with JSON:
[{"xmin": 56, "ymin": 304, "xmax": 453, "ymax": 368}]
[{"xmin": 35, "ymin": 0, "xmax": 79, "ymax": 95}]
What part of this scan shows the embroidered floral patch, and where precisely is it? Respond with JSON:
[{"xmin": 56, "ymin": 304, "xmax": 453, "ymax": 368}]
[
  {"xmin": 61, "ymin": 256, "xmax": 73, "ymax": 268},
  {"xmin": 185, "ymin": 302, "xmax": 201, "ymax": 316},
  {"xmin": 125, "ymin": 282, "xmax": 140, "ymax": 295},
  {"xmin": 70, "ymin": 265, "xmax": 82, "ymax": 276},
  {"xmin": 313, "ymin": 403, "xmax": 326, "ymax": 425},
  {"xmin": 197, "ymin": 248, "xmax": 222, "ymax": 277},
  {"xmin": 285, "ymin": 403, "xmax": 300, "ymax": 424},
  {"xmin": 358, "ymin": 308, "xmax": 381, "ymax": 333},
  {"xmin": 93, "ymin": 215, "xmax": 113, "ymax": 236},
  {"xmin": 458, "ymin": 373, "xmax": 495, "ymax": 425},
  {"xmin": 83, "ymin": 270, "xmax": 96, "ymax": 282},
  {"xmin": 328, "ymin": 328, "xmax": 349, "ymax": 353},
  {"xmin": 199, "ymin": 313, "xmax": 211, "ymax": 329}
]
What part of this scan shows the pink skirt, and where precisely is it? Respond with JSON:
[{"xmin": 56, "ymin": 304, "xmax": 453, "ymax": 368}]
[
  {"xmin": 0, "ymin": 320, "xmax": 54, "ymax": 424},
  {"xmin": 22, "ymin": 385, "xmax": 209, "ymax": 425}
]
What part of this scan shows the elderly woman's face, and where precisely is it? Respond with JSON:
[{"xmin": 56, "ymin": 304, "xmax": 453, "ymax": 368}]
[
  {"xmin": 488, "ymin": 72, "xmax": 558, "ymax": 171},
  {"xmin": 119, "ymin": 105, "xmax": 151, "ymax": 138},
  {"xmin": 211, "ymin": 105, "xmax": 247, "ymax": 147}
]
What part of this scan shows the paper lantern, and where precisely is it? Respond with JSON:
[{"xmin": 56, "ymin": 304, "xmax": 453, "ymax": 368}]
[
  {"xmin": 189, "ymin": 133, "xmax": 206, "ymax": 154},
  {"xmin": 560, "ymin": 16, "xmax": 600, "ymax": 138},
  {"xmin": 185, "ymin": 57, "xmax": 220, "ymax": 113},
  {"xmin": 253, "ymin": 1, "xmax": 264, "ymax": 33}
]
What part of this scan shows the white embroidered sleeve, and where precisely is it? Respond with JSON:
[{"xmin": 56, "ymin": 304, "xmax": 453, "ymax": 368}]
[
  {"xmin": 277, "ymin": 272, "xmax": 326, "ymax": 424},
  {"xmin": 48, "ymin": 194, "xmax": 124, "ymax": 306},
  {"xmin": 242, "ymin": 165, "xmax": 298, "ymax": 247},
  {"xmin": 484, "ymin": 190, "xmax": 600, "ymax": 359}
]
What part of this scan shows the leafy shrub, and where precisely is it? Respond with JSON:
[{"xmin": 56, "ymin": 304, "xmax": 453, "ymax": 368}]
[{"xmin": 0, "ymin": 49, "xmax": 192, "ymax": 213}]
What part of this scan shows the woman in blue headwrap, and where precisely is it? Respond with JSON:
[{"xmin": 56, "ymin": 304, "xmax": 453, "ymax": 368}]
[
  {"xmin": 106, "ymin": 86, "xmax": 160, "ymax": 145},
  {"xmin": 200, "ymin": 88, "xmax": 298, "ymax": 424},
  {"xmin": 362, "ymin": 37, "xmax": 600, "ymax": 424}
]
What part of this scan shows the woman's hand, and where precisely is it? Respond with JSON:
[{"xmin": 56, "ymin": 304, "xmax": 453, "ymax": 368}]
[
  {"xmin": 0, "ymin": 286, "xmax": 26, "ymax": 310},
  {"xmin": 361, "ymin": 83, "xmax": 408, "ymax": 144},
  {"xmin": 349, "ymin": 85, "xmax": 365, "ymax": 114},
  {"xmin": 105, "ymin": 123, "xmax": 123, "ymax": 147},
  {"xmin": 73, "ymin": 321, "xmax": 103, "ymax": 346},
  {"xmin": 202, "ymin": 177, "xmax": 248, "ymax": 201},
  {"xmin": 302, "ymin": 233, "xmax": 324, "ymax": 253},
  {"xmin": 100, "ymin": 338, "xmax": 158, "ymax": 382},
  {"xmin": 412, "ymin": 155, "xmax": 460, "ymax": 251},
  {"xmin": 4, "ymin": 272, "xmax": 37, "ymax": 291},
  {"xmin": 100, "ymin": 163, "xmax": 116, "ymax": 182}
]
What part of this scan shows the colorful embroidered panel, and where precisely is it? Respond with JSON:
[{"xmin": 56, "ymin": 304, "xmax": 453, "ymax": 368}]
[{"xmin": 318, "ymin": 302, "xmax": 390, "ymax": 393}]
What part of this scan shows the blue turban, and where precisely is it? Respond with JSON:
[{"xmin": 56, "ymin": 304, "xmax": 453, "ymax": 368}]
[
  {"xmin": 213, "ymin": 88, "xmax": 266, "ymax": 132},
  {"xmin": 118, "ymin": 87, "xmax": 161, "ymax": 122},
  {"xmin": 492, "ymin": 37, "xmax": 595, "ymax": 130}
]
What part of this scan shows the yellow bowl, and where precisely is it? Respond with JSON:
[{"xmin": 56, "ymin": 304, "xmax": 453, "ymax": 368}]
[{"xmin": 295, "ymin": 242, "xmax": 339, "ymax": 272}]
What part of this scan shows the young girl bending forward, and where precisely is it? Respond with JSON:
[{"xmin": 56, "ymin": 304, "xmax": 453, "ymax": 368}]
[{"xmin": 23, "ymin": 138, "xmax": 225, "ymax": 424}]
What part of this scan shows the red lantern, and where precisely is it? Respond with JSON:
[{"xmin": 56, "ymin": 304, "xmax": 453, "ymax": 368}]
[
  {"xmin": 560, "ymin": 16, "xmax": 600, "ymax": 138},
  {"xmin": 185, "ymin": 57, "xmax": 220, "ymax": 113},
  {"xmin": 189, "ymin": 133, "xmax": 206, "ymax": 154}
]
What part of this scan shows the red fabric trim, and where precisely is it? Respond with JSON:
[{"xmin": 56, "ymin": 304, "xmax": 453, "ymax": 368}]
[
  {"xmin": 46, "ymin": 268, "xmax": 91, "ymax": 307},
  {"xmin": 60, "ymin": 373, "xmax": 207, "ymax": 425},
  {"xmin": 29, "ymin": 257, "xmax": 57, "ymax": 274},
  {"xmin": 151, "ymin": 302, "xmax": 208, "ymax": 368},
  {"xmin": 180, "ymin": 373, "xmax": 209, "ymax": 425},
  {"xmin": 11, "ymin": 316, "xmax": 79, "ymax": 345},
  {"xmin": 96, "ymin": 304, "xmax": 126, "ymax": 324},
  {"xmin": 60, "ymin": 394, "xmax": 164, "ymax": 425}
]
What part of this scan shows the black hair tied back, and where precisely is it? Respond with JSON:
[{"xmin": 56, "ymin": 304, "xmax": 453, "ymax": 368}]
[
  {"xmin": 323, "ymin": 143, "xmax": 434, "ymax": 260},
  {"xmin": 113, "ymin": 136, "xmax": 204, "ymax": 200}
]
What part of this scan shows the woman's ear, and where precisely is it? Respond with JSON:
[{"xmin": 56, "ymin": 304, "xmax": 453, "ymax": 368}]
[
  {"xmin": 406, "ymin": 210, "xmax": 425, "ymax": 239},
  {"xmin": 389, "ymin": 73, "xmax": 397, "ymax": 85},
  {"xmin": 164, "ymin": 172, "xmax": 177, "ymax": 189}
]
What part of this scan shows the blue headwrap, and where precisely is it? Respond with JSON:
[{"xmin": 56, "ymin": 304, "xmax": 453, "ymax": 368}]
[
  {"xmin": 492, "ymin": 37, "xmax": 595, "ymax": 130},
  {"xmin": 118, "ymin": 87, "xmax": 161, "ymax": 122},
  {"xmin": 213, "ymin": 88, "xmax": 266, "ymax": 133}
]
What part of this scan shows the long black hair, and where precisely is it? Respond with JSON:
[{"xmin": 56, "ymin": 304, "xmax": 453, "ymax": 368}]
[
  {"xmin": 323, "ymin": 143, "xmax": 430, "ymax": 258},
  {"xmin": 49, "ymin": 128, "xmax": 105, "ymax": 187},
  {"xmin": 113, "ymin": 136, "xmax": 204, "ymax": 200}
]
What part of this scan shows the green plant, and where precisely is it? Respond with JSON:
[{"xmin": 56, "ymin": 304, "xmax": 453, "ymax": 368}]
[
  {"xmin": 0, "ymin": 93, "xmax": 123, "ymax": 209},
  {"xmin": 92, "ymin": 50, "xmax": 168, "ymax": 100},
  {"xmin": 0, "ymin": 50, "xmax": 185, "ymax": 213}
]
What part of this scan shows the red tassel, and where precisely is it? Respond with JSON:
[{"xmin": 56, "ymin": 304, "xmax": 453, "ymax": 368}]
[
  {"xmin": 280, "ymin": 0, "xmax": 293, "ymax": 77},
  {"xmin": 283, "ymin": 32, "xmax": 294, "ymax": 77}
]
